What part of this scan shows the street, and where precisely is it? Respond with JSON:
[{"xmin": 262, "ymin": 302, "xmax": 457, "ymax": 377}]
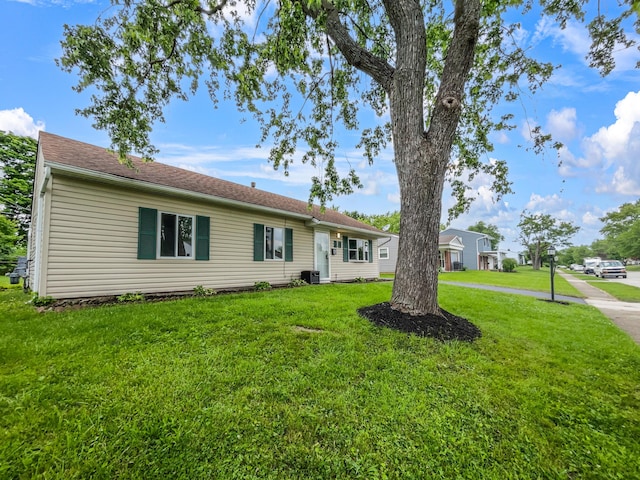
[{"xmin": 607, "ymin": 270, "xmax": 640, "ymax": 288}]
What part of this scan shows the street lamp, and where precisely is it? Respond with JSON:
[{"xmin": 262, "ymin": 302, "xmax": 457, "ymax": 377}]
[{"xmin": 548, "ymin": 245, "xmax": 556, "ymax": 302}]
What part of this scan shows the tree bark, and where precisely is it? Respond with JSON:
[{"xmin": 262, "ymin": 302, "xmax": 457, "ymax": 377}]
[
  {"xmin": 389, "ymin": 0, "xmax": 481, "ymax": 315},
  {"xmin": 322, "ymin": 0, "xmax": 481, "ymax": 316}
]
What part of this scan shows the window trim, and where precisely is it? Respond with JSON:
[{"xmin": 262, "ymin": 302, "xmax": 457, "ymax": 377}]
[
  {"xmin": 253, "ymin": 223, "xmax": 293, "ymax": 262},
  {"xmin": 264, "ymin": 225, "xmax": 285, "ymax": 261},
  {"xmin": 379, "ymin": 247, "xmax": 389, "ymax": 260},
  {"xmin": 348, "ymin": 238, "xmax": 370, "ymax": 262},
  {"xmin": 158, "ymin": 211, "xmax": 195, "ymax": 260}
]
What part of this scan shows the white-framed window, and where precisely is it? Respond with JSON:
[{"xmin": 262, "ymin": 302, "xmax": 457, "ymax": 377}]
[
  {"xmin": 348, "ymin": 238, "xmax": 369, "ymax": 262},
  {"xmin": 265, "ymin": 226, "xmax": 284, "ymax": 260},
  {"xmin": 379, "ymin": 247, "xmax": 389, "ymax": 260},
  {"xmin": 159, "ymin": 212, "xmax": 194, "ymax": 258}
]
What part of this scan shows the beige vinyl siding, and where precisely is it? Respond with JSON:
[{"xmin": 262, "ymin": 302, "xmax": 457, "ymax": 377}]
[
  {"xmin": 42, "ymin": 174, "xmax": 314, "ymax": 298},
  {"xmin": 329, "ymin": 232, "xmax": 379, "ymax": 281}
]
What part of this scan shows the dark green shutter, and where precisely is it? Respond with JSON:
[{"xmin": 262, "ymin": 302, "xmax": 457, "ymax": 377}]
[
  {"xmin": 195, "ymin": 216, "xmax": 210, "ymax": 261},
  {"xmin": 368, "ymin": 239, "xmax": 373, "ymax": 263},
  {"xmin": 343, "ymin": 236, "xmax": 349, "ymax": 262},
  {"xmin": 253, "ymin": 224, "xmax": 264, "ymax": 261},
  {"xmin": 285, "ymin": 228, "xmax": 293, "ymax": 262},
  {"xmin": 137, "ymin": 207, "xmax": 157, "ymax": 260}
]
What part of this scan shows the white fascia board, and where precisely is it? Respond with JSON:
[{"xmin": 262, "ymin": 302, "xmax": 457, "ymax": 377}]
[
  {"xmin": 46, "ymin": 161, "xmax": 312, "ymax": 222},
  {"xmin": 309, "ymin": 219, "xmax": 388, "ymax": 238}
]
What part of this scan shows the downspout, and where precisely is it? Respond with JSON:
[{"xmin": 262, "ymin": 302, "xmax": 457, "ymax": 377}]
[
  {"xmin": 378, "ymin": 237, "xmax": 392, "ymax": 247},
  {"xmin": 32, "ymin": 166, "xmax": 51, "ymax": 294}
]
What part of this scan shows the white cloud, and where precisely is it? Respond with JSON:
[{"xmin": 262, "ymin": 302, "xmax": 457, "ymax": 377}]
[
  {"xmin": 589, "ymin": 91, "xmax": 640, "ymax": 194},
  {"xmin": 546, "ymin": 107, "xmax": 578, "ymax": 142},
  {"xmin": 158, "ymin": 143, "xmax": 269, "ymax": 165},
  {"xmin": 598, "ymin": 166, "xmax": 640, "ymax": 196},
  {"xmin": 492, "ymin": 131, "xmax": 509, "ymax": 145},
  {"xmin": 582, "ymin": 211, "xmax": 600, "ymax": 226},
  {"xmin": 534, "ymin": 17, "xmax": 640, "ymax": 73},
  {"xmin": 555, "ymin": 90, "xmax": 640, "ymax": 195},
  {"xmin": 591, "ymin": 91, "xmax": 640, "ymax": 159},
  {"xmin": 387, "ymin": 192, "xmax": 400, "ymax": 204},
  {"xmin": 548, "ymin": 68, "xmax": 585, "ymax": 88},
  {"xmin": 554, "ymin": 208, "xmax": 577, "ymax": 222},
  {"xmin": 0, "ymin": 108, "xmax": 45, "ymax": 138},
  {"xmin": 548, "ymin": 20, "xmax": 589, "ymax": 58},
  {"xmin": 524, "ymin": 192, "xmax": 564, "ymax": 212}
]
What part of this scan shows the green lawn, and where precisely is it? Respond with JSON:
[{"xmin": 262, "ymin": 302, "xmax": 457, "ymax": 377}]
[
  {"xmin": 439, "ymin": 266, "xmax": 583, "ymax": 297},
  {"xmin": 586, "ymin": 280, "xmax": 640, "ymax": 303},
  {"xmin": 1, "ymin": 283, "xmax": 639, "ymax": 479}
]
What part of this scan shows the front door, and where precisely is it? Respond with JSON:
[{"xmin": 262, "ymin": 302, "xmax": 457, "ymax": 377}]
[{"xmin": 315, "ymin": 231, "xmax": 330, "ymax": 282}]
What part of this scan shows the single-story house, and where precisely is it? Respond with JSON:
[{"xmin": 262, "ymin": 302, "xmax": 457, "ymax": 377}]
[
  {"xmin": 28, "ymin": 132, "xmax": 388, "ymax": 299},
  {"xmin": 377, "ymin": 233, "xmax": 465, "ymax": 273}
]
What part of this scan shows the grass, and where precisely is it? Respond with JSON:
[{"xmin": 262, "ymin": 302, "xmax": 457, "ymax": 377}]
[
  {"xmin": 439, "ymin": 266, "xmax": 583, "ymax": 297},
  {"xmin": 559, "ymin": 268, "xmax": 640, "ymax": 302},
  {"xmin": 1, "ymin": 283, "xmax": 639, "ymax": 479},
  {"xmin": 585, "ymin": 280, "xmax": 640, "ymax": 302},
  {"xmin": 0, "ymin": 275, "xmax": 18, "ymax": 288}
]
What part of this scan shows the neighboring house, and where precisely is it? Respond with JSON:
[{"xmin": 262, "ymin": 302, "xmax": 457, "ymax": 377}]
[
  {"xmin": 438, "ymin": 234, "xmax": 465, "ymax": 271},
  {"xmin": 377, "ymin": 233, "xmax": 465, "ymax": 273},
  {"xmin": 518, "ymin": 251, "xmax": 528, "ymax": 265},
  {"xmin": 28, "ymin": 132, "xmax": 388, "ymax": 299},
  {"xmin": 377, "ymin": 234, "xmax": 398, "ymax": 273},
  {"xmin": 441, "ymin": 227, "xmax": 496, "ymax": 270}
]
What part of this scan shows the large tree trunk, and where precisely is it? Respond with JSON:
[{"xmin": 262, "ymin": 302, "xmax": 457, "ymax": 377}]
[
  {"xmin": 392, "ymin": 140, "xmax": 448, "ymax": 315},
  {"xmin": 388, "ymin": 0, "xmax": 481, "ymax": 316},
  {"xmin": 323, "ymin": 0, "xmax": 481, "ymax": 316}
]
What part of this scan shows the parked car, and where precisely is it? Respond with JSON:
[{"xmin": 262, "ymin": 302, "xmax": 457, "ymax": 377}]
[
  {"xmin": 594, "ymin": 260, "xmax": 627, "ymax": 278},
  {"xmin": 584, "ymin": 260, "xmax": 599, "ymax": 274},
  {"xmin": 571, "ymin": 264, "xmax": 585, "ymax": 272}
]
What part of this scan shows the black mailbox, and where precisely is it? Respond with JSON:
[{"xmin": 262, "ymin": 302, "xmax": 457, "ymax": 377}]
[{"xmin": 301, "ymin": 270, "xmax": 320, "ymax": 284}]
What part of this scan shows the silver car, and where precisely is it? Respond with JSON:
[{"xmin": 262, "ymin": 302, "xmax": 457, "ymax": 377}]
[{"xmin": 594, "ymin": 260, "xmax": 627, "ymax": 278}]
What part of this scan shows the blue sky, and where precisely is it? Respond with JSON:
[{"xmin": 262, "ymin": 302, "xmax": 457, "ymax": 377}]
[{"xmin": 1, "ymin": 0, "xmax": 639, "ymax": 254}]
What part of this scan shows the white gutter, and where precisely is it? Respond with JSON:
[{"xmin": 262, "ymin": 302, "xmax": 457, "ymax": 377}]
[
  {"xmin": 33, "ymin": 166, "xmax": 51, "ymax": 293},
  {"xmin": 305, "ymin": 218, "xmax": 388, "ymax": 238},
  {"xmin": 39, "ymin": 166, "xmax": 51, "ymax": 196}
]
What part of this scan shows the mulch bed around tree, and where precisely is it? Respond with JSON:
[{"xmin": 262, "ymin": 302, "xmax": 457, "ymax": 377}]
[{"xmin": 358, "ymin": 303, "xmax": 481, "ymax": 342}]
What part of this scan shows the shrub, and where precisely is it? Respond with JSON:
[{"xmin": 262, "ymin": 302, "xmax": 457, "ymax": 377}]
[
  {"xmin": 502, "ymin": 258, "xmax": 517, "ymax": 272},
  {"xmin": 30, "ymin": 294, "xmax": 55, "ymax": 307},
  {"xmin": 117, "ymin": 292, "xmax": 145, "ymax": 303},
  {"xmin": 354, "ymin": 277, "xmax": 366, "ymax": 283},
  {"xmin": 194, "ymin": 285, "xmax": 217, "ymax": 296},
  {"xmin": 254, "ymin": 281, "xmax": 272, "ymax": 291},
  {"xmin": 288, "ymin": 278, "xmax": 308, "ymax": 288}
]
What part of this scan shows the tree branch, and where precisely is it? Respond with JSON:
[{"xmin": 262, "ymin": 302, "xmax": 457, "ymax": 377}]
[
  {"xmin": 428, "ymin": 0, "xmax": 481, "ymax": 139},
  {"xmin": 299, "ymin": 0, "xmax": 394, "ymax": 91},
  {"xmin": 165, "ymin": 0, "xmax": 229, "ymax": 16}
]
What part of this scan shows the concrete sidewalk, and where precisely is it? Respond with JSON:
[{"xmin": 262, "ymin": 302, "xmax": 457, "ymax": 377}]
[
  {"xmin": 443, "ymin": 274, "xmax": 640, "ymax": 345},
  {"xmin": 439, "ymin": 281, "xmax": 586, "ymax": 304},
  {"xmin": 556, "ymin": 272, "xmax": 640, "ymax": 345}
]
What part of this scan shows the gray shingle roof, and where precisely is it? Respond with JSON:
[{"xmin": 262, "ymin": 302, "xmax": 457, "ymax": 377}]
[{"xmin": 39, "ymin": 132, "xmax": 385, "ymax": 235}]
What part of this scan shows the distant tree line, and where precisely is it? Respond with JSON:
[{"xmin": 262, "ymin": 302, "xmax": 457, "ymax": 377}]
[
  {"xmin": 558, "ymin": 200, "xmax": 640, "ymax": 266},
  {"xmin": 0, "ymin": 131, "xmax": 36, "ymax": 274}
]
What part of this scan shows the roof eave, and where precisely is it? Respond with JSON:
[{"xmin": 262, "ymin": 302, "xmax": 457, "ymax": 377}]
[
  {"xmin": 305, "ymin": 218, "xmax": 388, "ymax": 238},
  {"xmin": 46, "ymin": 161, "xmax": 313, "ymax": 222}
]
